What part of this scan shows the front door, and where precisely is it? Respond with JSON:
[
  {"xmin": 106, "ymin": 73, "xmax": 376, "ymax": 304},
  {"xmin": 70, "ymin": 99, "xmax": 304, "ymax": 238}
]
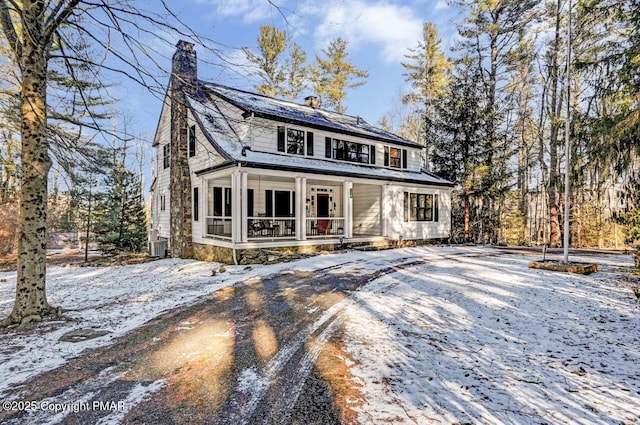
[
  {"xmin": 316, "ymin": 193, "xmax": 330, "ymax": 234},
  {"xmin": 316, "ymin": 193, "xmax": 329, "ymax": 217}
]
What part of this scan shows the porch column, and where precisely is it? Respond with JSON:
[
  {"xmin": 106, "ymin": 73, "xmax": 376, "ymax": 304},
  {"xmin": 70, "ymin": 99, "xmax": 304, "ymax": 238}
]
[
  {"xmin": 241, "ymin": 172, "xmax": 248, "ymax": 242},
  {"xmin": 296, "ymin": 177, "xmax": 307, "ymax": 241},
  {"xmin": 231, "ymin": 170, "xmax": 242, "ymax": 243},
  {"xmin": 343, "ymin": 181, "xmax": 353, "ymax": 238}
]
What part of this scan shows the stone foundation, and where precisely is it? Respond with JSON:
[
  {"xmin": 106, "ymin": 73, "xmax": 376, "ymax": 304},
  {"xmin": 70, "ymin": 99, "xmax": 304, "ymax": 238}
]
[
  {"xmin": 193, "ymin": 243, "xmax": 234, "ymax": 264},
  {"xmin": 193, "ymin": 239, "xmax": 444, "ymax": 265}
]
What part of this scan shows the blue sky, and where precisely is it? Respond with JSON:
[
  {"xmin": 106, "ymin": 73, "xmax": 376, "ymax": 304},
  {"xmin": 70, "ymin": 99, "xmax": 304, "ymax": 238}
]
[{"xmin": 112, "ymin": 0, "xmax": 461, "ymax": 140}]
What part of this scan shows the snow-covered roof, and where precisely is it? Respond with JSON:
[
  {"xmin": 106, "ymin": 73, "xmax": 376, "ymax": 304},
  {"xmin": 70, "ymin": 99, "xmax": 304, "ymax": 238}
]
[
  {"xmin": 201, "ymin": 82, "xmax": 422, "ymax": 148},
  {"xmin": 187, "ymin": 90, "xmax": 453, "ymax": 187}
]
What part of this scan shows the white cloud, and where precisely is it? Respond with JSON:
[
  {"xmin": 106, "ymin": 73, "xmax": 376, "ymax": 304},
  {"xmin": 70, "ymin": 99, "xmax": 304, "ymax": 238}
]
[
  {"xmin": 313, "ymin": 1, "xmax": 423, "ymax": 63},
  {"xmin": 434, "ymin": 0, "xmax": 449, "ymax": 11},
  {"xmin": 193, "ymin": 0, "xmax": 278, "ymax": 23}
]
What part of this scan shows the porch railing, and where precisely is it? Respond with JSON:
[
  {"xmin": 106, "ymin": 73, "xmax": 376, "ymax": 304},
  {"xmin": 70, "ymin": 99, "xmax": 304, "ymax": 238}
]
[
  {"xmin": 248, "ymin": 217, "xmax": 296, "ymax": 239},
  {"xmin": 306, "ymin": 217, "xmax": 345, "ymax": 237},
  {"xmin": 206, "ymin": 217, "xmax": 346, "ymax": 240},
  {"xmin": 205, "ymin": 217, "xmax": 232, "ymax": 239}
]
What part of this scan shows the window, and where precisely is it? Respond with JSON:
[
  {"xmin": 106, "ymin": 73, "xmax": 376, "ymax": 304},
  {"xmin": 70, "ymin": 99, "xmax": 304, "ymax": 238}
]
[
  {"xmin": 277, "ymin": 126, "xmax": 313, "ymax": 156},
  {"xmin": 384, "ymin": 146, "xmax": 408, "ymax": 168},
  {"xmin": 325, "ymin": 138, "xmax": 373, "ymax": 164},
  {"xmin": 160, "ymin": 195, "xmax": 166, "ymax": 211},
  {"xmin": 193, "ymin": 187, "xmax": 199, "ymax": 221},
  {"xmin": 212, "ymin": 187, "xmax": 232, "ymax": 217},
  {"xmin": 188, "ymin": 125, "xmax": 196, "ymax": 157},
  {"xmin": 163, "ymin": 144, "xmax": 170, "ymax": 169},
  {"xmin": 404, "ymin": 193, "xmax": 439, "ymax": 222},
  {"xmin": 265, "ymin": 190, "xmax": 295, "ymax": 217},
  {"xmin": 287, "ymin": 129, "xmax": 304, "ymax": 155}
]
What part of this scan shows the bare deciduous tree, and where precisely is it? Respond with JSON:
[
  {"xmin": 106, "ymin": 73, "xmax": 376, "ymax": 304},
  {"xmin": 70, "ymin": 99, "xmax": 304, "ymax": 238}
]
[{"xmin": 0, "ymin": 0, "xmax": 225, "ymax": 327}]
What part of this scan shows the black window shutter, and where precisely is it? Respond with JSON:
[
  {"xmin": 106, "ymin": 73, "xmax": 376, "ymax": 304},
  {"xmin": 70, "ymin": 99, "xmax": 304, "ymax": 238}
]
[
  {"xmin": 277, "ymin": 126, "xmax": 285, "ymax": 152},
  {"xmin": 434, "ymin": 194, "xmax": 439, "ymax": 222},
  {"xmin": 193, "ymin": 187, "xmax": 199, "ymax": 221},
  {"xmin": 384, "ymin": 146, "xmax": 389, "ymax": 166},
  {"xmin": 307, "ymin": 132, "xmax": 314, "ymax": 156},
  {"xmin": 247, "ymin": 189, "xmax": 254, "ymax": 217},
  {"xmin": 265, "ymin": 190, "xmax": 273, "ymax": 217},
  {"xmin": 370, "ymin": 145, "xmax": 375, "ymax": 164},
  {"xmin": 402, "ymin": 149, "xmax": 408, "ymax": 168},
  {"xmin": 325, "ymin": 137, "xmax": 332, "ymax": 158}
]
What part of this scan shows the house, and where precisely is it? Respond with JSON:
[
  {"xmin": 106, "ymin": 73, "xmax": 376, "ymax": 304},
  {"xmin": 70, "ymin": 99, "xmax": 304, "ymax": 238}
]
[{"xmin": 150, "ymin": 41, "xmax": 454, "ymax": 263}]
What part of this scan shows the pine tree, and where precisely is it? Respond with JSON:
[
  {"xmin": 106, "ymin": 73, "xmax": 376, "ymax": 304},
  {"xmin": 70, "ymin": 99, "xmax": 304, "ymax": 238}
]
[
  {"xmin": 454, "ymin": 0, "xmax": 539, "ymax": 243},
  {"xmin": 432, "ymin": 57, "xmax": 485, "ymax": 242},
  {"xmin": 243, "ymin": 25, "xmax": 308, "ymax": 100},
  {"xmin": 94, "ymin": 147, "xmax": 146, "ymax": 254},
  {"xmin": 243, "ymin": 25, "xmax": 287, "ymax": 98},
  {"xmin": 309, "ymin": 38, "xmax": 368, "ymax": 113},
  {"xmin": 401, "ymin": 22, "xmax": 450, "ymax": 166},
  {"xmin": 283, "ymin": 42, "xmax": 307, "ymax": 101}
]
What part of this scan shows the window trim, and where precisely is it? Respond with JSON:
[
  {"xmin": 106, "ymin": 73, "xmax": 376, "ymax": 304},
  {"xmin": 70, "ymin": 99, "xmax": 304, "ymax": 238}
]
[
  {"xmin": 210, "ymin": 186, "xmax": 232, "ymax": 218},
  {"xmin": 384, "ymin": 146, "xmax": 408, "ymax": 169},
  {"xmin": 328, "ymin": 138, "xmax": 373, "ymax": 165},
  {"xmin": 162, "ymin": 144, "xmax": 170, "ymax": 169},
  {"xmin": 404, "ymin": 192, "xmax": 439, "ymax": 222},
  {"xmin": 286, "ymin": 128, "xmax": 305, "ymax": 155},
  {"xmin": 265, "ymin": 189, "xmax": 296, "ymax": 217},
  {"xmin": 277, "ymin": 125, "xmax": 314, "ymax": 156}
]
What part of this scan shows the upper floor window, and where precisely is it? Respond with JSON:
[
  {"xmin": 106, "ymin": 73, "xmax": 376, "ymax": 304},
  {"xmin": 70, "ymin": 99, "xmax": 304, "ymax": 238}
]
[
  {"xmin": 325, "ymin": 138, "xmax": 374, "ymax": 164},
  {"xmin": 163, "ymin": 144, "xmax": 170, "ymax": 169},
  {"xmin": 277, "ymin": 126, "xmax": 314, "ymax": 156},
  {"xmin": 384, "ymin": 146, "xmax": 407, "ymax": 169}
]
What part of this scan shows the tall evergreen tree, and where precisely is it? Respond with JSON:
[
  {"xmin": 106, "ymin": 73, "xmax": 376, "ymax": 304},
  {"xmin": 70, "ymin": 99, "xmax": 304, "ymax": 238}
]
[
  {"xmin": 432, "ymin": 57, "xmax": 485, "ymax": 242},
  {"xmin": 309, "ymin": 38, "xmax": 368, "ymax": 113},
  {"xmin": 455, "ymin": 0, "xmax": 540, "ymax": 243},
  {"xmin": 401, "ymin": 22, "xmax": 451, "ymax": 166},
  {"xmin": 283, "ymin": 42, "xmax": 307, "ymax": 101},
  {"xmin": 243, "ymin": 25, "xmax": 287, "ymax": 98},
  {"xmin": 94, "ymin": 146, "xmax": 146, "ymax": 254},
  {"xmin": 243, "ymin": 25, "xmax": 308, "ymax": 100}
]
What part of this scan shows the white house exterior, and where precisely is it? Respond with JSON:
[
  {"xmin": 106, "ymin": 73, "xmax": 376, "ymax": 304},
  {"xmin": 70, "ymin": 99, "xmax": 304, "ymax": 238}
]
[{"xmin": 150, "ymin": 41, "xmax": 454, "ymax": 263}]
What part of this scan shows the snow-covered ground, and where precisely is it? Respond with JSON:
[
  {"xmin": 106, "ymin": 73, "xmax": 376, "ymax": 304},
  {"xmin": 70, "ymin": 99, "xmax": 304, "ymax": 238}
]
[{"xmin": 0, "ymin": 246, "xmax": 638, "ymax": 424}]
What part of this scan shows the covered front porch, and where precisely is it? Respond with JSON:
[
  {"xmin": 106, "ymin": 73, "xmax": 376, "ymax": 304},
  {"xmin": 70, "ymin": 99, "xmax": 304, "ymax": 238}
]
[{"xmin": 196, "ymin": 168, "xmax": 385, "ymax": 246}]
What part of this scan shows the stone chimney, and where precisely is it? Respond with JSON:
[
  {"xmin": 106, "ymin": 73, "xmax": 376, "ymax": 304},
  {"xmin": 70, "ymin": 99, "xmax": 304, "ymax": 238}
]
[
  {"xmin": 169, "ymin": 41, "xmax": 197, "ymax": 258},
  {"xmin": 304, "ymin": 95, "xmax": 320, "ymax": 109},
  {"xmin": 172, "ymin": 40, "xmax": 197, "ymax": 93}
]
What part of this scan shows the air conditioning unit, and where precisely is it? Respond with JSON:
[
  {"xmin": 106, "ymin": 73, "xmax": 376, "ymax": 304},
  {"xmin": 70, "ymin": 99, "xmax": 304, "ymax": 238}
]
[{"xmin": 149, "ymin": 240, "xmax": 167, "ymax": 258}]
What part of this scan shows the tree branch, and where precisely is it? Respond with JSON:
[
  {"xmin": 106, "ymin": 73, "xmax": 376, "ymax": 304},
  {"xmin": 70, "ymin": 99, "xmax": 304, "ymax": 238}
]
[
  {"xmin": 0, "ymin": 0, "xmax": 22, "ymax": 59},
  {"xmin": 42, "ymin": 0, "xmax": 82, "ymax": 47}
]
